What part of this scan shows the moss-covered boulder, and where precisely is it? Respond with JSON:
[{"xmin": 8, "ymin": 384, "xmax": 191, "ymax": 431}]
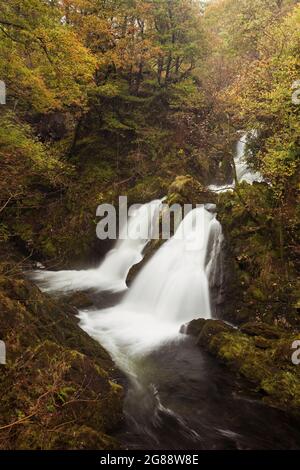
[
  {"xmin": 196, "ymin": 319, "xmax": 235, "ymax": 349},
  {"xmin": 0, "ymin": 272, "xmax": 124, "ymax": 449},
  {"xmin": 180, "ymin": 318, "xmax": 207, "ymax": 336},
  {"xmin": 167, "ymin": 175, "xmax": 216, "ymax": 206},
  {"xmin": 184, "ymin": 318, "xmax": 300, "ymax": 415}
]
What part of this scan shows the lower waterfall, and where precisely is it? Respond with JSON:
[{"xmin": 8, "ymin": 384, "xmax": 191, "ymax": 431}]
[{"xmin": 79, "ymin": 205, "xmax": 223, "ymax": 364}]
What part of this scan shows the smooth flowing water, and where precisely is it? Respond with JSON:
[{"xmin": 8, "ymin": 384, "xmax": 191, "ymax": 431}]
[
  {"xmin": 117, "ymin": 337, "xmax": 300, "ymax": 450},
  {"xmin": 76, "ymin": 205, "xmax": 300, "ymax": 450},
  {"xmin": 31, "ymin": 199, "xmax": 162, "ymax": 293},
  {"xmin": 78, "ymin": 206, "xmax": 222, "ymax": 364}
]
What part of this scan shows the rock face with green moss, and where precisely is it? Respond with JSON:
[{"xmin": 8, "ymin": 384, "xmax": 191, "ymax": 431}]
[
  {"xmin": 167, "ymin": 175, "xmax": 216, "ymax": 207},
  {"xmin": 0, "ymin": 271, "xmax": 124, "ymax": 450},
  {"xmin": 217, "ymin": 182, "xmax": 299, "ymax": 328},
  {"xmin": 184, "ymin": 318, "xmax": 300, "ymax": 415}
]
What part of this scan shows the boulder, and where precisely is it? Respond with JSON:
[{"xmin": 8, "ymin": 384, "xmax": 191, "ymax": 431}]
[
  {"xmin": 167, "ymin": 175, "xmax": 216, "ymax": 206},
  {"xmin": 180, "ymin": 318, "xmax": 206, "ymax": 336},
  {"xmin": 196, "ymin": 319, "xmax": 235, "ymax": 349},
  {"xmin": 183, "ymin": 318, "xmax": 300, "ymax": 415}
]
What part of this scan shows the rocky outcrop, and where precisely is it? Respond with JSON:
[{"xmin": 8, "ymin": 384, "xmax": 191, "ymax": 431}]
[
  {"xmin": 0, "ymin": 273, "xmax": 124, "ymax": 449},
  {"xmin": 183, "ymin": 318, "xmax": 300, "ymax": 415},
  {"xmin": 167, "ymin": 175, "xmax": 216, "ymax": 206},
  {"xmin": 216, "ymin": 183, "xmax": 300, "ymax": 328}
]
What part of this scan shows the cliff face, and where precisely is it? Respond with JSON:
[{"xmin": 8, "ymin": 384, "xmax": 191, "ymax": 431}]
[{"xmin": 0, "ymin": 268, "xmax": 124, "ymax": 449}]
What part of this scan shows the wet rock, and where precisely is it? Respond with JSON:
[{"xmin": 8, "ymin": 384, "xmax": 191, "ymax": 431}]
[
  {"xmin": 184, "ymin": 318, "xmax": 300, "ymax": 415},
  {"xmin": 240, "ymin": 322, "xmax": 282, "ymax": 339},
  {"xmin": 180, "ymin": 318, "xmax": 206, "ymax": 336},
  {"xmin": 63, "ymin": 291, "xmax": 93, "ymax": 310},
  {"xmin": 204, "ymin": 203, "xmax": 217, "ymax": 213}
]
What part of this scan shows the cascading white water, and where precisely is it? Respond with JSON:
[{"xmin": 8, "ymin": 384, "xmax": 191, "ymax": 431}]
[
  {"xmin": 79, "ymin": 206, "xmax": 223, "ymax": 364},
  {"xmin": 124, "ymin": 206, "xmax": 214, "ymax": 322},
  {"xmin": 206, "ymin": 216, "xmax": 224, "ymax": 288},
  {"xmin": 208, "ymin": 132, "xmax": 263, "ymax": 193},
  {"xmin": 234, "ymin": 133, "xmax": 263, "ymax": 184},
  {"xmin": 31, "ymin": 199, "xmax": 162, "ymax": 293}
]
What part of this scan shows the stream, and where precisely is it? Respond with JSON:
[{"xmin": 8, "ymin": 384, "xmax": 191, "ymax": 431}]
[
  {"xmin": 31, "ymin": 135, "xmax": 300, "ymax": 450},
  {"xmin": 119, "ymin": 335, "xmax": 300, "ymax": 450}
]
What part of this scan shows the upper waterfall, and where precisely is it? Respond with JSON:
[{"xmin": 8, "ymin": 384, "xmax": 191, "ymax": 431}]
[
  {"xmin": 208, "ymin": 132, "xmax": 263, "ymax": 193},
  {"xmin": 234, "ymin": 133, "xmax": 263, "ymax": 184}
]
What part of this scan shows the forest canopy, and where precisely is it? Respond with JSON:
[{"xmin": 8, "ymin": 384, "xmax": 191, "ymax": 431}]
[{"xmin": 0, "ymin": 0, "xmax": 299, "ymax": 266}]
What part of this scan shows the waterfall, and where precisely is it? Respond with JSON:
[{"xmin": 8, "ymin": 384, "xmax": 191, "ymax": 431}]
[
  {"xmin": 234, "ymin": 133, "xmax": 263, "ymax": 184},
  {"xmin": 124, "ymin": 206, "xmax": 216, "ymax": 322},
  {"xmin": 30, "ymin": 199, "xmax": 162, "ymax": 293},
  {"xmin": 208, "ymin": 132, "xmax": 263, "ymax": 193},
  {"xmin": 31, "ymin": 197, "xmax": 223, "ymax": 361},
  {"xmin": 79, "ymin": 205, "xmax": 223, "ymax": 361}
]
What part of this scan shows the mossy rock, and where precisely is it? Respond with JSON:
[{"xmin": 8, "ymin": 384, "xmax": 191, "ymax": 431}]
[
  {"xmin": 216, "ymin": 184, "xmax": 299, "ymax": 327},
  {"xmin": 253, "ymin": 336, "xmax": 272, "ymax": 349},
  {"xmin": 62, "ymin": 291, "xmax": 94, "ymax": 309},
  {"xmin": 184, "ymin": 318, "xmax": 300, "ymax": 415},
  {"xmin": 167, "ymin": 175, "xmax": 216, "ymax": 206},
  {"xmin": 196, "ymin": 319, "xmax": 234, "ymax": 349},
  {"xmin": 247, "ymin": 286, "xmax": 268, "ymax": 302},
  {"xmin": 181, "ymin": 318, "xmax": 207, "ymax": 337},
  {"xmin": 240, "ymin": 322, "xmax": 282, "ymax": 339},
  {"xmin": 0, "ymin": 272, "xmax": 124, "ymax": 449},
  {"xmin": 3, "ymin": 340, "xmax": 123, "ymax": 449},
  {"xmin": 127, "ymin": 176, "xmax": 169, "ymax": 204},
  {"xmin": 17, "ymin": 424, "xmax": 119, "ymax": 450}
]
